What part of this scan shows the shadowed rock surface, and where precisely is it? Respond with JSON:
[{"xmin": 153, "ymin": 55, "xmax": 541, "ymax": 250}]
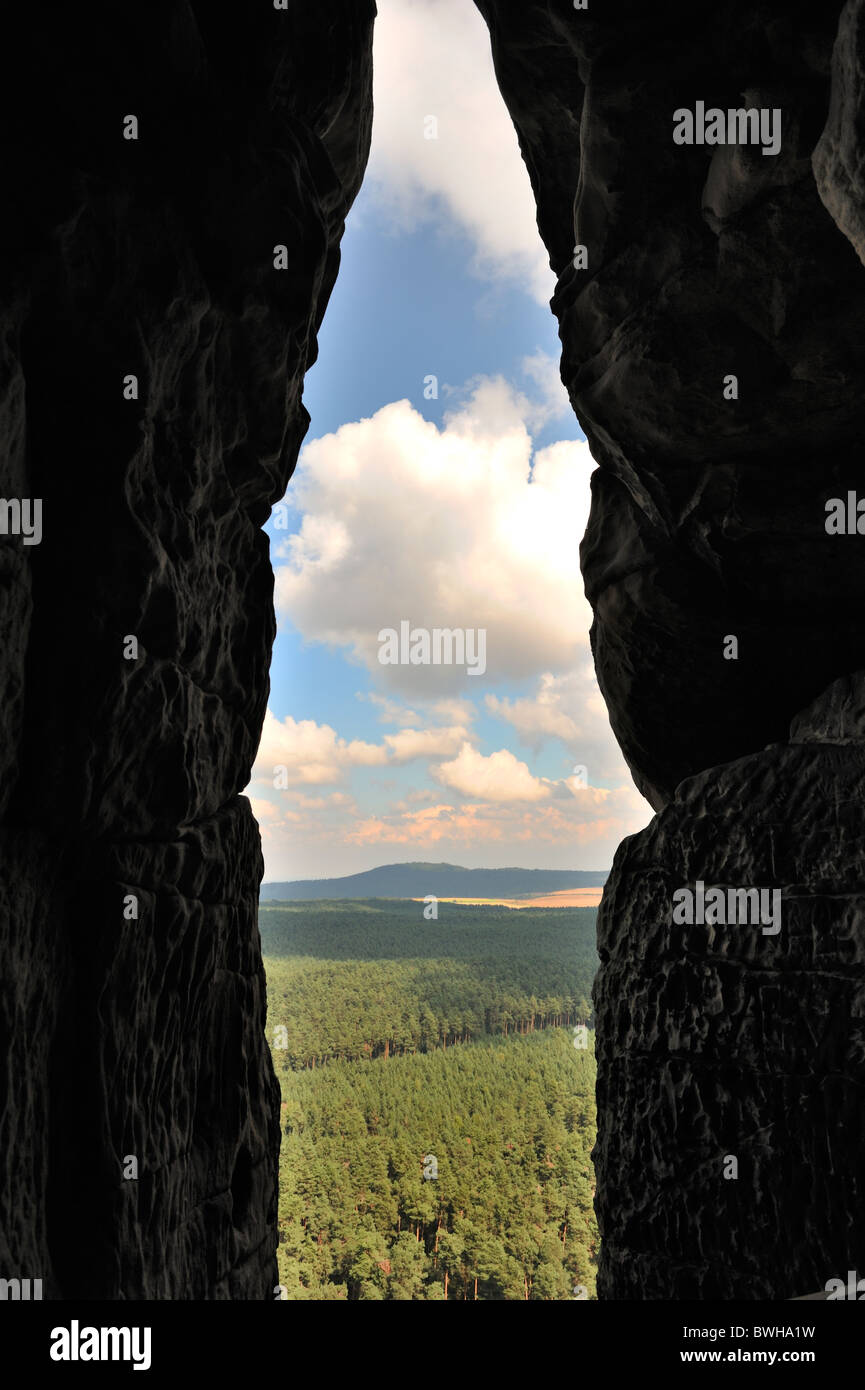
[
  {"xmin": 476, "ymin": 0, "xmax": 865, "ymax": 1297},
  {"xmin": 0, "ymin": 2, "xmax": 374, "ymax": 1298}
]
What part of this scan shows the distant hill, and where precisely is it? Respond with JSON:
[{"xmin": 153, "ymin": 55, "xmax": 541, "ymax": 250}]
[{"xmin": 260, "ymin": 861, "xmax": 608, "ymax": 901}]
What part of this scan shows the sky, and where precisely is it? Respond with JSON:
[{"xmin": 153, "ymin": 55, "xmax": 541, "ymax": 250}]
[{"xmin": 245, "ymin": 0, "xmax": 652, "ymax": 881}]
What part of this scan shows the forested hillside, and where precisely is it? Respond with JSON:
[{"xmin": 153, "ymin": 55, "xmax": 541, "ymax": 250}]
[
  {"xmin": 263, "ymin": 899, "xmax": 600, "ymax": 1299},
  {"xmin": 274, "ymin": 1031, "xmax": 598, "ymax": 1300},
  {"xmin": 262, "ymin": 900, "xmax": 597, "ymax": 1068}
]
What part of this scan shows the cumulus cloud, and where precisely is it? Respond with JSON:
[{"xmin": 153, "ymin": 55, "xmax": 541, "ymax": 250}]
[
  {"xmin": 249, "ymin": 709, "xmax": 475, "ymax": 789},
  {"xmin": 384, "ymin": 725, "xmax": 471, "ymax": 762},
  {"xmin": 344, "ymin": 783, "xmax": 650, "ymax": 851},
  {"xmin": 360, "ymin": 691, "xmax": 476, "ymax": 728},
  {"xmin": 487, "ymin": 677, "xmax": 581, "ymax": 747},
  {"xmin": 368, "ymin": 0, "xmax": 553, "ymax": 303},
  {"xmin": 252, "ymin": 710, "xmax": 388, "ymax": 787},
  {"xmin": 274, "ymin": 379, "xmax": 596, "ymax": 695},
  {"xmin": 430, "ymin": 696, "xmax": 476, "ymax": 726},
  {"xmin": 248, "ymin": 747, "xmax": 652, "ymax": 879},
  {"xmin": 485, "ymin": 668, "xmax": 633, "ymax": 784},
  {"xmin": 432, "ymin": 743, "xmax": 552, "ymax": 803},
  {"xmin": 359, "ymin": 693, "xmax": 423, "ymax": 726}
]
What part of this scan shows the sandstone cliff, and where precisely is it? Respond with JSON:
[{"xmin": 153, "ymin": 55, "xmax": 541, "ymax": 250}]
[
  {"xmin": 476, "ymin": 0, "xmax": 865, "ymax": 1298},
  {"xmin": 0, "ymin": 2, "xmax": 374, "ymax": 1298}
]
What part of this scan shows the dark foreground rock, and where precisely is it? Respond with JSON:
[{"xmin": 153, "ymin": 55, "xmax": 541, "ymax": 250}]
[
  {"xmin": 476, "ymin": 0, "xmax": 865, "ymax": 1296},
  {"xmin": 0, "ymin": 3, "xmax": 374, "ymax": 1298},
  {"xmin": 595, "ymin": 673, "xmax": 865, "ymax": 1297}
]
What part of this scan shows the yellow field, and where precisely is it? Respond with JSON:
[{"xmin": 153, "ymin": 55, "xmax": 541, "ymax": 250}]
[{"xmin": 411, "ymin": 887, "xmax": 604, "ymax": 909}]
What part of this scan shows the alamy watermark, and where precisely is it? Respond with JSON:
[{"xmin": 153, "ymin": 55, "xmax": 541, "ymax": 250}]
[
  {"xmin": 50, "ymin": 1322, "xmax": 151, "ymax": 1371},
  {"xmin": 0, "ymin": 1277, "xmax": 42, "ymax": 1300},
  {"xmin": 825, "ymin": 492, "xmax": 865, "ymax": 534},
  {"xmin": 0, "ymin": 498, "xmax": 42, "ymax": 545},
  {"xmin": 672, "ymin": 881, "xmax": 781, "ymax": 935},
  {"xmin": 673, "ymin": 102, "xmax": 781, "ymax": 157},
  {"xmin": 825, "ymin": 1271, "xmax": 865, "ymax": 1299},
  {"xmin": 378, "ymin": 622, "xmax": 486, "ymax": 676}
]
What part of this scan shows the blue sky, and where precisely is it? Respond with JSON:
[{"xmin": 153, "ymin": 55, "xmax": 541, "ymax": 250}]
[
  {"xmin": 298, "ymin": 210, "xmax": 582, "ymax": 450},
  {"xmin": 246, "ymin": 0, "xmax": 651, "ymax": 880}
]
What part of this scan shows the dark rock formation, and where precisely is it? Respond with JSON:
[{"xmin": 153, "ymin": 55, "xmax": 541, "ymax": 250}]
[
  {"xmin": 476, "ymin": 0, "xmax": 865, "ymax": 1296},
  {"xmin": 0, "ymin": 2, "xmax": 374, "ymax": 1298}
]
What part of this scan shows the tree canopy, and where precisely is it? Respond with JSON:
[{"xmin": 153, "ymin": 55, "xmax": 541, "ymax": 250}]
[{"xmin": 264, "ymin": 899, "xmax": 600, "ymax": 1300}]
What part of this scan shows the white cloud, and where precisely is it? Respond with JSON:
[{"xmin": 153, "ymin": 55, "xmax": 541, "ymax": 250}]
[
  {"xmin": 248, "ymin": 734, "xmax": 652, "ymax": 880},
  {"xmin": 249, "ymin": 709, "xmax": 475, "ymax": 788},
  {"xmin": 430, "ymin": 696, "xmax": 476, "ymax": 726},
  {"xmin": 274, "ymin": 380, "xmax": 596, "ymax": 695},
  {"xmin": 487, "ymin": 676, "xmax": 581, "ymax": 747},
  {"xmin": 486, "ymin": 668, "xmax": 633, "ymax": 784},
  {"xmin": 384, "ymin": 725, "xmax": 471, "ymax": 762},
  {"xmin": 359, "ymin": 691, "xmax": 476, "ymax": 728},
  {"xmin": 368, "ymin": 0, "xmax": 553, "ymax": 303},
  {"xmin": 344, "ymin": 782, "xmax": 651, "ymax": 854},
  {"xmin": 432, "ymin": 743, "xmax": 552, "ymax": 803},
  {"xmin": 252, "ymin": 709, "xmax": 388, "ymax": 787},
  {"xmin": 360, "ymin": 693, "xmax": 423, "ymax": 726}
]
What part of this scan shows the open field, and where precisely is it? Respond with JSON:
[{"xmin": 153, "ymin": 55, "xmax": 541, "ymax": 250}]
[{"xmin": 411, "ymin": 887, "xmax": 604, "ymax": 909}]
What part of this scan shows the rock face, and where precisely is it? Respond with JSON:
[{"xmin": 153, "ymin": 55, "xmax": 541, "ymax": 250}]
[
  {"xmin": 0, "ymin": 3, "xmax": 374, "ymax": 1298},
  {"xmin": 476, "ymin": 0, "xmax": 865, "ymax": 1296}
]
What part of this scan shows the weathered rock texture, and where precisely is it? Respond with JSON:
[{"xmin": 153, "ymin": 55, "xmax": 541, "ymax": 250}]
[
  {"xmin": 476, "ymin": 0, "xmax": 865, "ymax": 1296},
  {"xmin": 0, "ymin": 2, "xmax": 374, "ymax": 1298}
]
